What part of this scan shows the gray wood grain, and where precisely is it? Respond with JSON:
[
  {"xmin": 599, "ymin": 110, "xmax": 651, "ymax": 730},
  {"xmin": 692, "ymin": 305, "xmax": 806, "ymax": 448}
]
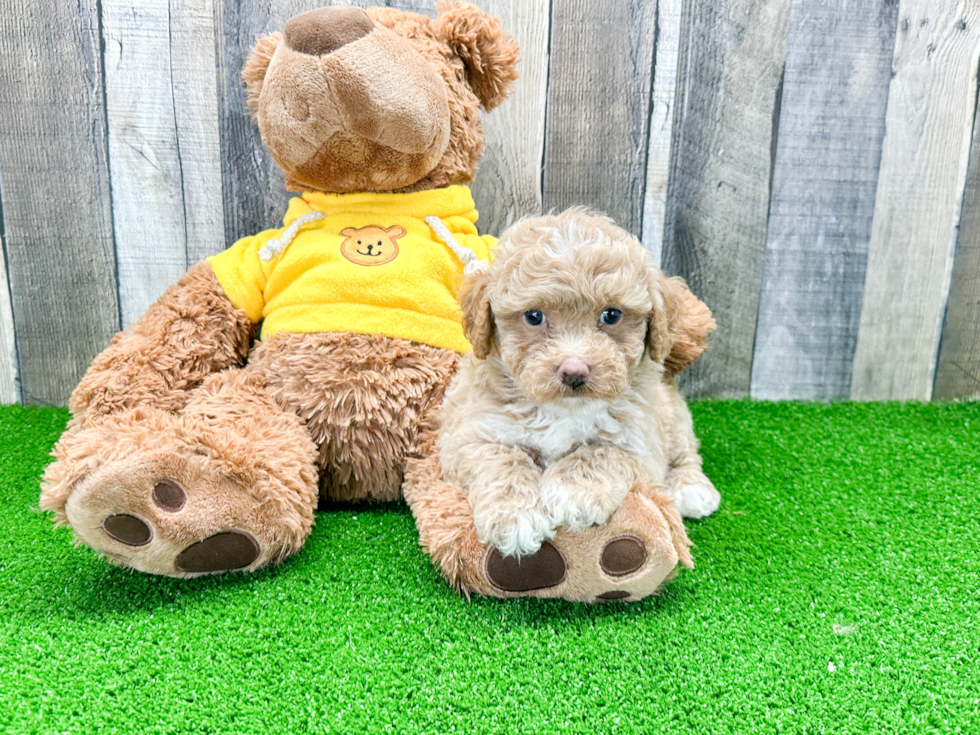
[
  {"xmin": 104, "ymin": 0, "xmax": 225, "ymax": 327},
  {"xmin": 749, "ymin": 0, "xmax": 899, "ymax": 401},
  {"xmin": 0, "ymin": 239, "xmax": 17, "ymax": 404},
  {"xmin": 216, "ymin": 0, "xmax": 372, "ymax": 245},
  {"xmin": 171, "ymin": 0, "xmax": 226, "ymax": 267},
  {"xmin": 851, "ymin": 0, "xmax": 980, "ymax": 400},
  {"xmin": 542, "ymin": 0, "xmax": 658, "ymax": 237},
  {"xmin": 0, "ymin": 0, "xmax": 119, "ymax": 405},
  {"xmin": 468, "ymin": 0, "xmax": 549, "ymax": 238},
  {"xmin": 641, "ymin": 0, "xmax": 682, "ymax": 266},
  {"xmin": 934, "ymin": 74, "xmax": 980, "ymax": 399},
  {"xmin": 661, "ymin": 0, "xmax": 791, "ymax": 398}
]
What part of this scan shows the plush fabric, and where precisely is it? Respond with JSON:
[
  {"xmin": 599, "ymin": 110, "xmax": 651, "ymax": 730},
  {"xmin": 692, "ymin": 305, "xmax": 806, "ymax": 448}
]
[
  {"xmin": 40, "ymin": 2, "xmax": 523, "ymax": 579},
  {"xmin": 208, "ymin": 186, "xmax": 494, "ymax": 353}
]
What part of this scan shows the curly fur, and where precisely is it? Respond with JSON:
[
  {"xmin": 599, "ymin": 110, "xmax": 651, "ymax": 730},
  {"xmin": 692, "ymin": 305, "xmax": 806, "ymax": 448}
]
[{"xmin": 439, "ymin": 210, "xmax": 721, "ymax": 558}]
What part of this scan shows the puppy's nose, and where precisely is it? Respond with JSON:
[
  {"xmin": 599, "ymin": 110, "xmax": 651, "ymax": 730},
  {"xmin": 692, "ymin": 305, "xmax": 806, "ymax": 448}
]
[
  {"xmin": 558, "ymin": 358, "xmax": 591, "ymax": 390},
  {"xmin": 284, "ymin": 6, "xmax": 374, "ymax": 56}
]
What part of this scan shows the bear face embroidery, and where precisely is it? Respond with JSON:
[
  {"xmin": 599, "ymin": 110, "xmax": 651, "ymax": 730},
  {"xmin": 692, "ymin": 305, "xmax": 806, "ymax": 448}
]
[{"xmin": 340, "ymin": 225, "xmax": 406, "ymax": 266}]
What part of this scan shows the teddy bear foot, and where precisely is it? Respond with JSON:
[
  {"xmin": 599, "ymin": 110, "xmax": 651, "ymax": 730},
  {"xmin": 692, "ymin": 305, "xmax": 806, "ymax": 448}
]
[
  {"xmin": 479, "ymin": 492, "xmax": 692, "ymax": 602},
  {"xmin": 42, "ymin": 405, "xmax": 319, "ymax": 577},
  {"xmin": 62, "ymin": 453, "xmax": 276, "ymax": 576},
  {"xmin": 404, "ymin": 456, "xmax": 692, "ymax": 602}
]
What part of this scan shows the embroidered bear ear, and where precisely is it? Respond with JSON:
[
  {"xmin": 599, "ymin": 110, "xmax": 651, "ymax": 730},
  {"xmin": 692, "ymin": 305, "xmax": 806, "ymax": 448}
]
[
  {"xmin": 242, "ymin": 32, "xmax": 283, "ymax": 115},
  {"xmin": 340, "ymin": 227, "xmax": 359, "ymax": 237},
  {"xmin": 386, "ymin": 225, "xmax": 407, "ymax": 239},
  {"xmin": 433, "ymin": 1, "xmax": 519, "ymax": 112}
]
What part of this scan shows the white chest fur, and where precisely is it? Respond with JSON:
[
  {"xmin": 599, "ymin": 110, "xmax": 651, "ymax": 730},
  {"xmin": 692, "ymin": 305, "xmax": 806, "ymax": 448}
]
[{"xmin": 481, "ymin": 393, "xmax": 654, "ymax": 468}]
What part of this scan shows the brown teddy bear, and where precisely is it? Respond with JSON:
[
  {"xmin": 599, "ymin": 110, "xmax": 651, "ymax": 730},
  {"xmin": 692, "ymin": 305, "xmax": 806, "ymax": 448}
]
[
  {"xmin": 40, "ymin": 2, "xmax": 517, "ymax": 575},
  {"xmin": 40, "ymin": 2, "xmax": 708, "ymax": 601}
]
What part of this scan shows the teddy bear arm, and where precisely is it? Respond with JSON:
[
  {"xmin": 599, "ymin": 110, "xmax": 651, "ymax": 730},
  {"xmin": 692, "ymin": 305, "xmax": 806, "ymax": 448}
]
[{"xmin": 69, "ymin": 261, "xmax": 254, "ymax": 427}]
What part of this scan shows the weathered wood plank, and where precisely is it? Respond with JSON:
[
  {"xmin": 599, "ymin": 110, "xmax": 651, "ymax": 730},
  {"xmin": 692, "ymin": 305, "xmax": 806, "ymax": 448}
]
[
  {"xmin": 216, "ymin": 0, "xmax": 372, "ymax": 245},
  {"xmin": 170, "ymin": 0, "xmax": 226, "ymax": 267},
  {"xmin": 542, "ymin": 0, "xmax": 659, "ymax": 237},
  {"xmin": 641, "ymin": 0, "xmax": 682, "ymax": 266},
  {"xmin": 661, "ymin": 0, "xmax": 791, "ymax": 398},
  {"xmin": 104, "ymin": 0, "xmax": 225, "ymax": 327},
  {"xmin": 468, "ymin": 0, "xmax": 549, "ymax": 237},
  {"xmin": 0, "ymin": 240, "xmax": 18, "ymax": 404},
  {"xmin": 104, "ymin": 2, "xmax": 191, "ymax": 326},
  {"xmin": 934, "ymin": 79, "xmax": 980, "ymax": 399},
  {"xmin": 851, "ymin": 0, "xmax": 980, "ymax": 400},
  {"xmin": 0, "ymin": 0, "xmax": 119, "ymax": 405},
  {"xmin": 749, "ymin": 0, "xmax": 899, "ymax": 401}
]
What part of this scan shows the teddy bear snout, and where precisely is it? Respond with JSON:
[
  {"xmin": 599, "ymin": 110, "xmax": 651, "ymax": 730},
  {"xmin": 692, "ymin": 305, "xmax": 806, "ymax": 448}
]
[{"xmin": 283, "ymin": 6, "xmax": 374, "ymax": 57}]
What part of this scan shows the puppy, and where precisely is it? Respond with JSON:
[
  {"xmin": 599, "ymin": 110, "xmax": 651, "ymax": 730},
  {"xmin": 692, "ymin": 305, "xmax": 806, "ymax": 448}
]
[{"xmin": 438, "ymin": 209, "xmax": 720, "ymax": 558}]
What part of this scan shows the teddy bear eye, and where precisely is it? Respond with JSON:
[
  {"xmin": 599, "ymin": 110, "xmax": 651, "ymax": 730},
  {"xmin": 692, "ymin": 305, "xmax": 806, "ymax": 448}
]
[
  {"xmin": 600, "ymin": 308, "xmax": 622, "ymax": 326},
  {"xmin": 378, "ymin": 241, "xmax": 382, "ymax": 246},
  {"xmin": 523, "ymin": 310, "xmax": 545, "ymax": 327}
]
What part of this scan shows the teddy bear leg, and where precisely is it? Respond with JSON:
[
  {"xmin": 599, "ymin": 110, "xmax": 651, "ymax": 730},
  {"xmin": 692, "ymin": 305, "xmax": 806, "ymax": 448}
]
[
  {"xmin": 404, "ymin": 457, "xmax": 692, "ymax": 602},
  {"xmin": 253, "ymin": 332, "xmax": 459, "ymax": 503},
  {"xmin": 543, "ymin": 487, "xmax": 693, "ymax": 603},
  {"xmin": 40, "ymin": 369, "xmax": 319, "ymax": 577}
]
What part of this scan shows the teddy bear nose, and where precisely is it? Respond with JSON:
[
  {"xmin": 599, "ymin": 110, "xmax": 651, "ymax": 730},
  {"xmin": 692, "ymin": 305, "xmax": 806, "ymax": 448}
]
[
  {"xmin": 283, "ymin": 6, "xmax": 375, "ymax": 56},
  {"xmin": 558, "ymin": 359, "xmax": 591, "ymax": 390}
]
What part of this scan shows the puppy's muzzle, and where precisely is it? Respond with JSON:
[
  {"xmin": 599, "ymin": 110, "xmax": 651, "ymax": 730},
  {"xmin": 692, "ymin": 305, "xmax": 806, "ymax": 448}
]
[{"xmin": 558, "ymin": 358, "xmax": 590, "ymax": 390}]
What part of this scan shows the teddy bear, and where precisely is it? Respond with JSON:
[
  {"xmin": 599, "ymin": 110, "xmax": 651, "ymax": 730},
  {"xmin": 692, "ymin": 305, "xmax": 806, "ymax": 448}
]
[
  {"xmin": 40, "ymin": 1, "xmax": 519, "ymax": 575},
  {"xmin": 40, "ymin": 2, "xmax": 709, "ymax": 601}
]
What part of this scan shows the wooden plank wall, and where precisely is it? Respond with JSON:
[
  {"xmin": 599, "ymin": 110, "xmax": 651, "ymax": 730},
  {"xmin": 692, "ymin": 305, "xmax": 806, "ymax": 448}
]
[
  {"xmin": 750, "ymin": 0, "xmax": 898, "ymax": 400},
  {"xmin": 1, "ymin": 0, "xmax": 979, "ymax": 405}
]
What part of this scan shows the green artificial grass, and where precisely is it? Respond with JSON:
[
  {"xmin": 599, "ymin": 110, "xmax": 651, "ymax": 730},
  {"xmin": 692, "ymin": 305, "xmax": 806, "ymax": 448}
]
[{"xmin": 0, "ymin": 402, "xmax": 978, "ymax": 734}]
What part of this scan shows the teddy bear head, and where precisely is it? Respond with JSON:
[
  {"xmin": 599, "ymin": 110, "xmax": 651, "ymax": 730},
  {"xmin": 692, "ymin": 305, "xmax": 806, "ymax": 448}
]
[{"xmin": 242, "ymin": 2, "xmax": 519, "ymax": 195}]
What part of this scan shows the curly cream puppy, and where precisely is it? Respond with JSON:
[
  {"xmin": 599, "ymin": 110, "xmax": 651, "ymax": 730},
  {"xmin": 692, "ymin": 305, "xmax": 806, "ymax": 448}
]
[{"xmin": 438, "ymin": 209, "xmax": 720, "ymax": 558}]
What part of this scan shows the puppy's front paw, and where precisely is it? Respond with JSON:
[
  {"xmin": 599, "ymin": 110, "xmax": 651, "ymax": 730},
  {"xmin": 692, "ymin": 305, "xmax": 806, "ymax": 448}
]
[
  {"xmin": 671, "ymin": 482, "xmax": 721, "ymax": 519},
  {"xmin": 540, "ymin": 479, "xmax": 622, "ymax": 531},
  {"xmin": 474, "ymin": 507, "xmax": 555, "ymax": 558}
]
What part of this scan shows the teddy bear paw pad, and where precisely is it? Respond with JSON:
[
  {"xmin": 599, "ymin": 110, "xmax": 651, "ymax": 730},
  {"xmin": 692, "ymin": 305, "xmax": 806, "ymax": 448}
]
[
  {"xmin": 596, "ymin": 590, "xmax": 631, "ymax": 601},
  {"xmin": 102, "ymin": 514, "xmax": 152, "ymax": 546},
  {"xmin": 485, "ymin": 541, "xmax": 566, "ymax": 592},
  {"xmin": 175, "ymin": 532, "xmax": 260, "ymax": 573},
  {"xmin": 600, "ymin": 535, "xmax": 647, "ymax": 577},
  {"xmin": 151, "ymin": 479, "xmax": 186, "ymax": 511}
]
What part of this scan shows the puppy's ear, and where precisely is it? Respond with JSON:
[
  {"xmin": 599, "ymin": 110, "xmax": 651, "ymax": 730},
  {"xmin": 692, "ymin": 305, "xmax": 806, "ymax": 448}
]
[
  {"xmin": 434, "ymin": 1, "xmax": 519, "ymax": 112},
  {"xmin": 646, "ymin": 271, "xmax": 684, "ymax": 365},
  {"xmin": 661, "ymin": 277, "xmax": 716, "ymax": 375},
  {"xmin": 459, "ymin": 270, "xmax": 494, "ymax": 359},
  {"xmin": 242, "ymin": 32, "xmax": 282, "ymax": 115}
]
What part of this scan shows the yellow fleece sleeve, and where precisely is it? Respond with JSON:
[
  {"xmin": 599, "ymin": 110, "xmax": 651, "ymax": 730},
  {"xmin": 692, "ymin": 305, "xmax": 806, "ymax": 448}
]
[{"xmin": 207, "ymin": 230, "xmax": 279, "ymax": 323}]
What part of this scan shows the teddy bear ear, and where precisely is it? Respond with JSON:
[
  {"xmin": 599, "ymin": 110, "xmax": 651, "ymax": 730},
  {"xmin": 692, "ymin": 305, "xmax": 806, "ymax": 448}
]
[
  {"xmin": 340, "ymin": 227, "xmax": 358, "ymax": 237},
  {"xmin": 242, "ymin": 32, "xmax": 283, "ymax": 115},
  {"xmin": 434, "ymin": 1, "xmax": 519, "ymax": 112},
  {"xmin": 386, "ymin": 225, "xmax": 407, "ymax": 239}
]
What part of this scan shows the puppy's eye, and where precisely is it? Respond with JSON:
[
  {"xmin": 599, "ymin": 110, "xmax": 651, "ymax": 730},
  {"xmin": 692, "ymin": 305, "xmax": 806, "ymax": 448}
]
[
  {"xmin": 600, "ymin": 308, "xmax": 623, "ymax": 326},
  {"xmin": 523, "ymin": 310, "xmax": 545, "ymax": 327}
]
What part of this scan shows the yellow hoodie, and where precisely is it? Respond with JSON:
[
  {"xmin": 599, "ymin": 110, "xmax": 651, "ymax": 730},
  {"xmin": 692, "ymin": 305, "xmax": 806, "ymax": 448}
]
[{"xmin": 208, "ymin": 185, "xmax": 494, "ymax": 354}]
